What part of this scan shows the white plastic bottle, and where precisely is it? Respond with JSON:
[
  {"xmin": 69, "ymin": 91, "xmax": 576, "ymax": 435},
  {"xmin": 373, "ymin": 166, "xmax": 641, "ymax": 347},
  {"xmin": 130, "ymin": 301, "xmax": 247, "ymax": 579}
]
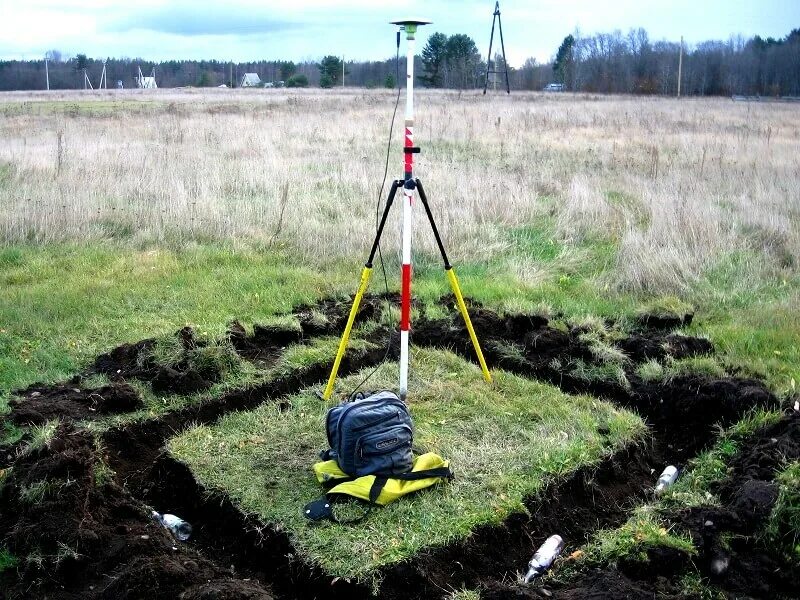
[
  {"xmin": 523, "ymin": 534, "xmax": 564, "ymax": 583},
  {"xmin": 152, "ymin": 510, "xmax": 193, "ymax": 541},
  {"xmin": 655, "ymin": 466, "xmax": 679, "ymax": 495}
]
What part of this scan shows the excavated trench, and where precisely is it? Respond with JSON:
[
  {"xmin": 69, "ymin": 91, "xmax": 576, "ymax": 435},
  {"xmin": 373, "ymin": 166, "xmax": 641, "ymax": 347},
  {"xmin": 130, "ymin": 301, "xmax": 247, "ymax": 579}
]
[{"xmin": 0, "ymin": 295, "xmax": 787, "ymax": 599}]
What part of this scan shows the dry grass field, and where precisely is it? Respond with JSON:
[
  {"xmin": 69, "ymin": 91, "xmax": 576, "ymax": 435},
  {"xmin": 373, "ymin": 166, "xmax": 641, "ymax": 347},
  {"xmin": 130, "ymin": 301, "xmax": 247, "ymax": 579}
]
[{"xmin": 2, "ymin": 88, "xmax": 798, "ymax": 292}]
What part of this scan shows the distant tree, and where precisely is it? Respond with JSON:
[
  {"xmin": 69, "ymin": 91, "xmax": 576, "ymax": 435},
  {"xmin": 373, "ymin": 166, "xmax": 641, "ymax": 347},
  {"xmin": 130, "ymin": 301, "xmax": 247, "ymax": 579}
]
[
  {"xmin": 74, "ymin": 54, "xmax": 89, "ymax": 72},
  {"xmin": 318, "ymin": 55, "xmax": 344, "ymax": 87},
  {"xmin": 279, "ymin": 61, "xmax": 296, "ymax": 80},
  {"xmin": 286, "ymin": 73, "xmax": 308, "ymax": 88},
  {"xmin": 385, "ymin": 73, "xmax": 396, "ymax": 89},
  {"xmin": 445, "ymin": 34, "xmax": 481, "ymax": 89},
  {"xmin": 45, "ymin": 50, "xmax": 62, "ymax": 63},
  {"xmin": 553, "ymin": 34, "xmax": 575, "ymax": 87},
  {"xmin": 196, "ymin": 71, "xmax": 212, "ymax": 87},
  {"xmin": 421, "ymin": 32, "xmax": 448, "ymax": 87}
]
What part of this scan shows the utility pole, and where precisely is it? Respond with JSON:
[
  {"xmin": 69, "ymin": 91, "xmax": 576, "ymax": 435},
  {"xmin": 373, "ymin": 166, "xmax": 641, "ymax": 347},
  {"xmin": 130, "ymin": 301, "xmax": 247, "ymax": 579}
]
[
  {"xmin": 483, "ymin": 1, "xmax": 511, "ymax": 94},
  {"xmin": 45, "ymin": 55, "xmax": 50, "ymax": 90},
  {"xmin": 677, "ymin": 36, "xmax": 683, "ymax": 98},
  {"xmin": 342, "ymin": 55, "xmax": 345, "ymax": 87}
]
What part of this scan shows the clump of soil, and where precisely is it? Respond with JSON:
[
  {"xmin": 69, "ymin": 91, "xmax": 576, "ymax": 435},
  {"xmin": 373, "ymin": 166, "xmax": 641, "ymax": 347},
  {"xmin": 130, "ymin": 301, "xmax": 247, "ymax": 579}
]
[
  {"xmin": 227, "ymin": 319, "xmax": 302, "ymax": 363},
  {"xmin": 92, "ymin": 328, "xmax": 222, "ymax": 396},
  {"xmin": 0, "ymin": 422, "xmax": 273, "ymax": 599},
  {"xmin": 9, "ymin": 379, "xmax": 142, "ymax": 425}
]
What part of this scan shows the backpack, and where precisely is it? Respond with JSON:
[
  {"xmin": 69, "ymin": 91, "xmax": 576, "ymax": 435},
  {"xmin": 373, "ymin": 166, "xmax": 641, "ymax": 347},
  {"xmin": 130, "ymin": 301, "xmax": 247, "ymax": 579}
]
[
  {"xmin": 304, "ymin": 390, "xmax": 453, "ymax": 523},
  {"xmin": 322, "ymin": 390, "xmax": 413, "ymax": 477}
]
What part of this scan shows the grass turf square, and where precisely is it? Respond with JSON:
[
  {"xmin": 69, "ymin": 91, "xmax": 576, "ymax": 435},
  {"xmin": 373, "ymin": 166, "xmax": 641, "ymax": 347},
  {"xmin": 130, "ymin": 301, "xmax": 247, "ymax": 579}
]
[{"xmin": 169, "ymin": 347, "xmax": 645, "ymax": 583}]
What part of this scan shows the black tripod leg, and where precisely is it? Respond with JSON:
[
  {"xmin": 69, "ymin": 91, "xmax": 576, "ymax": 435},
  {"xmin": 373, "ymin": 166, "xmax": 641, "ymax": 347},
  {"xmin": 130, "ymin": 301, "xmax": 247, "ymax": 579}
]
[
  {"xmin": 414, "ymin": 179, "xmax": 451, "ymax": 269},
  {"xmin": 367, "ymin": 179, "xmax": 401, "ymax": 267},
  {"xmin": 415, "ymin": 178, "xmax": 492, "ymax": 382},
  {"xmin": 322, "ymin": 179, "xmax": 401, "ymax": 399}
]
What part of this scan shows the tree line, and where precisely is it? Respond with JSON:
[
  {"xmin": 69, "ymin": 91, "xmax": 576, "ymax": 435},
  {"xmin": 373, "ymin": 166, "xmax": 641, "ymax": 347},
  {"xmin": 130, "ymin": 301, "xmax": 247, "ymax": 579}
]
[{"xmin": 0, "ymin": 26, "xmax": 797, "ymax": 96}]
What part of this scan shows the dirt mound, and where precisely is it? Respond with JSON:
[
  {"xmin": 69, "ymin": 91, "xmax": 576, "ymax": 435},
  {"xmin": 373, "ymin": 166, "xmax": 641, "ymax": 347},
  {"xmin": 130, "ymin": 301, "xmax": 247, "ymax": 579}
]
[
  {"xmin": 617, "ymin": 332, "xmax": 712, "ymax": 362},
  {"xmin": 0, "ymin": 423, "xmax": 272, "ymax": 599},
  {"xmin": 92, "ymin": 330, "xmax": 221, "ymax": 396},
  {"xmin": 633, "ymin": 376, "xmax": 776, "ymax": 461},
  {"xmin": 93, "ymin": 338, "xmax": 156, "ymax": 380},
  {"xmin": 227, "ymin": 319, "xmax": 302, "ymax": 363},
  {"xmin": 9, "ymin": 379, "xmax": 142, "ymax": 425}
]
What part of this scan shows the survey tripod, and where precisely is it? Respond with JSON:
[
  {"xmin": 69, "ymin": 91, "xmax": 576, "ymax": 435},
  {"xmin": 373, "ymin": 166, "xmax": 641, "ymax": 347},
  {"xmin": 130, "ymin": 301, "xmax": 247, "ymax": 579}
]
[{"xmin": 322, "ymin": 19, "xmax": 492, "ymax": 402}]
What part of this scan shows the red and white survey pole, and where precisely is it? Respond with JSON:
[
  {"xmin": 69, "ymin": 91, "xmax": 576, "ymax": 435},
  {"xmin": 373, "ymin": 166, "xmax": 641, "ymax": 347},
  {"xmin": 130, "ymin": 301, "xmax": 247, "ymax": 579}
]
[
  {"xmin": 395, "ymin": 19, "xmax": 428, "ymax": 399},
  {"xmin": 322, "ymin": 18, "xmax": 492, "ymax": 403}
]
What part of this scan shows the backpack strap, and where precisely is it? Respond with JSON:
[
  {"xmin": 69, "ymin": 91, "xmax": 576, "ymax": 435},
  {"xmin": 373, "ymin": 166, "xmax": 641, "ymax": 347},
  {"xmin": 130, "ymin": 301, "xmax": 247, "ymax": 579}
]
[{"xmin": 303, "ymin": 466, "xmax": 454, "ymax": 524}]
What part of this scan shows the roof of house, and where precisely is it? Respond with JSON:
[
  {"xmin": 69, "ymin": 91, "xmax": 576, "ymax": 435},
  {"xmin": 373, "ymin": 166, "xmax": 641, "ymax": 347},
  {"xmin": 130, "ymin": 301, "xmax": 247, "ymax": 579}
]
[{"xmin": 240, "ymin": 73, "xmax": 261, "ymax": 87}]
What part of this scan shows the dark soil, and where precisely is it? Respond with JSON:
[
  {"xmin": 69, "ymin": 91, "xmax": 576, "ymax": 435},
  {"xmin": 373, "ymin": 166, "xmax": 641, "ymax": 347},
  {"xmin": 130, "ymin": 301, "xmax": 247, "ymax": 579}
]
[
  {"xmin": 92, "ymin": 329, "xmax": 219, "ymax": 395},
  {"xmin": 505, "ymin": 411, "xmax": 800, "ymax": 600},
  {"xmin": 0, "ymin": 423, "xmax": 273, "ymax": 600},
  {"xmin": 0, "ymin": 295, "xmax": 791, "ymax": 600},
  {"xmin": 227, "ymin": 320, "xmax": 303, "ymax": 364},
  {"xmin": 8, "ymin": 378, "xmax": 142, "ymax": 425}
]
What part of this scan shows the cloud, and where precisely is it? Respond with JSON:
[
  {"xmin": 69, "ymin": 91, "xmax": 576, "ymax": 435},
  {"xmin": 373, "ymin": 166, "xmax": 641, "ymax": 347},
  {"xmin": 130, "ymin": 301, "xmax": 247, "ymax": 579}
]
[{"xmin": 107, "ymin": 5, "xmax": 301, "ymax": 36}]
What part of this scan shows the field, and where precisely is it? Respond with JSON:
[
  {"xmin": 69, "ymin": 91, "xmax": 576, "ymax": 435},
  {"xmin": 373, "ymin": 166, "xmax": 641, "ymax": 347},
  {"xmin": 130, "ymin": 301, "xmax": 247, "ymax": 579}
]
[{"xmin": 0, "ymin": 88, "xmax": 798, "ymax": 599}]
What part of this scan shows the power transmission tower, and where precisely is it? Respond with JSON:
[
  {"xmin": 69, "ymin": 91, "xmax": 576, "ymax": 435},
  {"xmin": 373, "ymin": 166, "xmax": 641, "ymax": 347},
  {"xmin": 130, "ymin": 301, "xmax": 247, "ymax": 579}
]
[{"xmin": 483, "ymin": 1, "xmax": 510, "ymax": 94}]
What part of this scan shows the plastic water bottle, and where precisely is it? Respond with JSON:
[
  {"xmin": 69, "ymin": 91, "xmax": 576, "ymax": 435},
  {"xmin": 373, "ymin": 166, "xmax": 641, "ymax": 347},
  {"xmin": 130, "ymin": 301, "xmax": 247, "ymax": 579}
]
[
  {"xmin": 151, "ymin": 510, "xmax": 193, "ymax": 541},
  {"xmin": 523, "ymin": 535, "xmax": 564, "ymax": 583},
  {"xmin": 655, "ymin": 466, "xmax": 679, "ymax": 494}
]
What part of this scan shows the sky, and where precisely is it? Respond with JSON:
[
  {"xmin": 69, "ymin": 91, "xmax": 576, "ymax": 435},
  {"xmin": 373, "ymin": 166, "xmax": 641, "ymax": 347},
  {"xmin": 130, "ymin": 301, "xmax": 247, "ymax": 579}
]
[{"xmin": 1, "ymin": 0, "xmax": 798, "ymax": 66}]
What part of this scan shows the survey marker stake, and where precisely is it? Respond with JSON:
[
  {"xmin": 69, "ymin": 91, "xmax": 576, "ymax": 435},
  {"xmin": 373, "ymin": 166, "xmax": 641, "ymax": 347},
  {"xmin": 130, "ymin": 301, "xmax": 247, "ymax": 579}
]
[{"xmin": 322, "ymin": 19, "xmax": 492, "ymax": 401}]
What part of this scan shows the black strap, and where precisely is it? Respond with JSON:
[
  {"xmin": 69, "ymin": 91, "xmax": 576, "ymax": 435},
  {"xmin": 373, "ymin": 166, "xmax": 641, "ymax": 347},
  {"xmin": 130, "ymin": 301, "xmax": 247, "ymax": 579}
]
[
  {"xmin": 304, "ymin": 467, "xmax": 454, "ymax": 523},
  {"xmin": 387, "ymin": 467, "xmax": 454, "ymax": 481}
]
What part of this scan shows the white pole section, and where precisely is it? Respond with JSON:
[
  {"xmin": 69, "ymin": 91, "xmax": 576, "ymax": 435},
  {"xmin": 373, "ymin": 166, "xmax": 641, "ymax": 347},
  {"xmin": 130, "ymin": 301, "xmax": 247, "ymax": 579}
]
[
  {"xmin": 45, "ymin": 56, "xmax": 50, "ymax": 90},
  {"xmin": 399, "ymin": 30, "xmax": 415, "ymax": 400}
]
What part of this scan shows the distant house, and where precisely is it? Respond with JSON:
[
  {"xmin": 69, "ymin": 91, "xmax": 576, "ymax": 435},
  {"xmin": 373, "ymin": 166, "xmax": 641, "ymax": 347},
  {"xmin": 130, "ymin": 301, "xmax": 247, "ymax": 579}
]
[
  {"xmin": 136, "ymin": 66, "xmax": 157, "ymax": 89},
  {"xmin": 240, "ymin": 73, "xmax": 262, "ymax": 87}
]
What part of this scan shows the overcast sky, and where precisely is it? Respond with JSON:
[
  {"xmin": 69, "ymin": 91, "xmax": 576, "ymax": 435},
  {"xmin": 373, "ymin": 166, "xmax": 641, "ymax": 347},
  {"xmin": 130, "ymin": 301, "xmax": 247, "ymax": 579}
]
[{"xmin": 1, "ymin": 0, "xmax": 798, "ymax": 66}]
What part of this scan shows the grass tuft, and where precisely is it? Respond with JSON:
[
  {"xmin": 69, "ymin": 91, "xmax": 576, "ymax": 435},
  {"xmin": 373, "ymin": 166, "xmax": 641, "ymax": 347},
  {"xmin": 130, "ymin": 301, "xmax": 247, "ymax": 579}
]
[
  {"xmin": 764, "ymin": 461, "xmax": 800, "ymax": 561},
  {"xmin": 23, "ymin": 419, "xmax": 60, "ymax": 455},
  {"xmin": 664, "ymin": 356, "xmax": 726, "ymax": 381},
  {"xmin": 635, "ymin": 359, "xmax": 664, "ymax": 382},
  {"xmin": 0, "ymin": 547, "xmax": 18, "ymax": 573}
]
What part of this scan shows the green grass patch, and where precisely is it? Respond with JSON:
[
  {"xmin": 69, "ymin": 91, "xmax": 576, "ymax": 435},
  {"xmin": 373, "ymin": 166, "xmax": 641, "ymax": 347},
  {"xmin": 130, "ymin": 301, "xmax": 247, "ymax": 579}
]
[
  {"xmin": 170, "ymin": 347, "xmax": 645, "ymax": 584},
  {"xmin": 664, "ymin": 355, "xmax": 726, "ymax": 381},
  {"xmin": 0, "ymin": 547, "xmax": 18, "ymax": 573},
  {"xmin": 573, "ymin": 505, "xmax": 695, "ymax": 568},
  {"xmin": 765, "ymin": 461, "xmax": 800, "ymax": 562},
  {"xmin": 636, "ymin": 296, "xmax": 694, "ymax": 322}
]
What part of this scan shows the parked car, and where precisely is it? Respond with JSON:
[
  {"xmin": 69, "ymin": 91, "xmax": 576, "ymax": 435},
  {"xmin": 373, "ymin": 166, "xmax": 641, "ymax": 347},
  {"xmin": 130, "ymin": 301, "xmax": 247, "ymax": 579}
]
[{"xmin": 543, "ymin": 83, "xmax": 565, "ymax": 92}]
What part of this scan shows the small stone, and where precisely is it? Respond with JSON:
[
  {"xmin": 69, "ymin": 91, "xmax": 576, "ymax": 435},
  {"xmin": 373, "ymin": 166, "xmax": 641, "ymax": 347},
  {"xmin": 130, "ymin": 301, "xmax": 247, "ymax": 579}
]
[
  {"xmin": 140, "ymin": 535, "xmax": 149, "ymax": 540},
  {"xmin": 710, "ymin": 555, "xmax": 729, "ymax": 576},
  {"xmin": 537, "ymin": 588, "xmax": 553, "ymax": 598},
  {"xmin": 704, "ymin": 520, "xmax": 714, "ymax": 527},
  {"xmin": 30, "ymin": 391, "xmax": 40, "ymax": 397}
]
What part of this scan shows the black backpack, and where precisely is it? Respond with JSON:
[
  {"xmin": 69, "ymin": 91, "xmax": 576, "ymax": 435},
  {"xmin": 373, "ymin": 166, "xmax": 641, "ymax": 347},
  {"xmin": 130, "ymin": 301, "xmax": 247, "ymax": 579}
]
[{"xmin": 322, "ymin": 390, "xmax": 413, "ymax": 477}]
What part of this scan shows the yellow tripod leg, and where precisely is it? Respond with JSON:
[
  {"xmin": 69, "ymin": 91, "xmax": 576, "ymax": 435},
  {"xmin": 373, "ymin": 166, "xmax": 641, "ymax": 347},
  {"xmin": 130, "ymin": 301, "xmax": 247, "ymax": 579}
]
[
  {"xmin": 322, "ymin": 266, "xmax": 373, "ymax": 400},
  {"xmin": 447, "ymin": 268, "xmax": 492, "ymax": 383}
]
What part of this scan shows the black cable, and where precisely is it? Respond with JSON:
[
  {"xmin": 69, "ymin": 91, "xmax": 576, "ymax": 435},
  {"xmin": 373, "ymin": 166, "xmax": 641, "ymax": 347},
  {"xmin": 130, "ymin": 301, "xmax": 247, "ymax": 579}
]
[{"xmin": 346, "ymin": 30, "xmax": 403, "ymax": 400}]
